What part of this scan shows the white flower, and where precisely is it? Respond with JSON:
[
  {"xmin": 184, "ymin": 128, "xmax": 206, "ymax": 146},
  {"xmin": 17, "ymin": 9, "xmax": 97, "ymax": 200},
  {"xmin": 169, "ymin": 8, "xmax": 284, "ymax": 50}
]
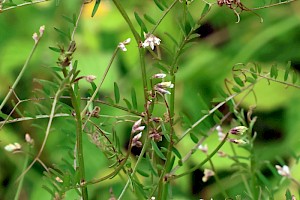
[
  {"xmin": 4, "ymin": 143, "xmax": 21, "ymax": 152},
  {"xmin": 155, "ymin": 87, "xmax": 171, "ymax": 95},
  {"xmin": 152, "ymin": 73, "xmax": 166, "ymax": 79},
  {"xmin": 198, "ymin": 144, "xmax": 208, "ymax": 154},
  {"xmin": 39, "ymin": 25, "xmax": 45, "ymax": 37},
  {"xmin": 229, "ymin": 126, "xmax": 248, "ymax": 135},
  {"xmin": 85, "ymin": 75, "xmax": 97, "ymax": 83},
  {"xmin": 156, "ymin": 81, "xmax": 173, "ymax": 88},
  {"xmin": 202, "ymin": 169, "xmax": 215, "ymax": 182},
  {"xmin": 216, "ymin": 125, "xmax": 225, "ymax": 141},
  {"xmin": 142, "ymin": 33, "xmax": 161, "ymax": 50},
  {"xmin": 32, "ymin": 33, "xmax": 38, "ymax": 44},
  {"xmin": 132, "ymin": 118, "xmax": 145, "ymax": 133},
  {"xmin": 118, "ymin": 38, "xmax": 131, "ymax": 51},
  {"xmin": 228, "ymin": 139, "xmax": 247, "ymax": 145},
  {"xmin": 132, "ymin": 132, "xmax": 143, "ymax": 147},
  {"xmin": 275, "ymin": 165, "xmax": 291, "ymax": 177},
  {"xmin": 25, "ymin": 133, "xmax": 34, "ymax": 145}
]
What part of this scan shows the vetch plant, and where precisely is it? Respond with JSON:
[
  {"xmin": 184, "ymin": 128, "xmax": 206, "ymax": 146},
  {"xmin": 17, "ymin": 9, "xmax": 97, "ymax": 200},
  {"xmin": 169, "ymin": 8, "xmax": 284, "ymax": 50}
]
[{"xmin": 1, "ymin": 0, "xmax": 300, "ymax": 199}]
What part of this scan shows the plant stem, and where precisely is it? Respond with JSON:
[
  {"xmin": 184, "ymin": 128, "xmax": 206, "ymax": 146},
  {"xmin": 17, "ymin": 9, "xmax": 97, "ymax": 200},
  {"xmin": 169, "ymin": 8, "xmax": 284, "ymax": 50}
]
[
  {"xmin": 117, "ymin": 137, "xmax": 151, "ymax": 200},
  {"xmin": 14, "ymin": 150, "xmax": 29, "ymax": 200},
  {"xmin": 69, "ymin": 87, "xmax": 88, "ymax": 199},
  {"xmin": 0, "ymin": 36, "xmax": 41, "ymax": 111},
  {"xmin": 0, "ymin": 0, "xmax": 49, "ymax": 12},
  {"xmin": 81, "ymin": 47, "xmax": 119, "ymax": 117}
]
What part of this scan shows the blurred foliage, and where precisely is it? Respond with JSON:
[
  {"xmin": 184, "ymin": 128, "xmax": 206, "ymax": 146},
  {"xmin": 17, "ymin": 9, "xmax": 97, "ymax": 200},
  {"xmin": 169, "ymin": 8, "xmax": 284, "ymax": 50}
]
[{"xmin": 1, "ymin": 0, "xmax": 300, "ymax": 199}]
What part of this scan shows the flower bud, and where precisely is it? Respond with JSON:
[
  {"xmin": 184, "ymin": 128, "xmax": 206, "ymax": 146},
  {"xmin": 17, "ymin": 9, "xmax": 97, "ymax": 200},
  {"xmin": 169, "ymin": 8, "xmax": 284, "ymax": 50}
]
[{"xmin": 229, "ymin": 126, "xmax": 248, "ymax": 135}]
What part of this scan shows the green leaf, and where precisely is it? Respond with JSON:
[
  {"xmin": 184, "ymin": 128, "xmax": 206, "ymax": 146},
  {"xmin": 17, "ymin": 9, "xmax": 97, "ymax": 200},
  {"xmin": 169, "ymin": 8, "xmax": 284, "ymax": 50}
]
[
  {"xmin": 232, "ymin": 85, "xmax": 241, "ymax": 93},
  {"xmin": 270, "ymin": 64, "xmax": 278, "ymax": 79},
  {"xmin": 134, "ymin": 12, "xmax": 148, "ymax": 33},
  {"xmin": 54, "ymin": 27, "xmax": 71, "ymax": 40},
  {"xmin": 284, "ymin": 61, "xmax": 291, "ymax": 81},
  {"xmin": 123, "ymin": 98, "xmax": 132, "ymax": 110},
  {"xmin": 137, "ymin": 168, "xmax": 150, "ymax": 177},
  {"xmin": 144, "ymin": 14, "xmax": 156, "ymax": 25},
  {"xmin": 114, "ymin": 82, "xmax": 120, "ymax": 104},
  {"xmin": 153, "ymin": 0, "xmax": 165, "ymax": 11},
  {"xmin": 62, "ymin": 15, "xmax": 75, "ymax": 26},
  {"xmin": 233, "ymin": 76, "xmax": 244, "ymax": 87},
  {"xmin": 151, "ymin": 140, "xmax": 166, "ymax": 160},
  {"xmin": 213, "ymin": 114, "xmax": 221, "ymax": 123},
  {"xmin": 146, "ymin": 154, "xmax": 158, "ymax": 176},
  {"xmin": 91, "ymin": 0, "xmax": 101, "ymax": 17},
  {"xmin": 211, "ymin": 97, "xmax": 226, "ymax": 103},
  {"xmin": 172, "ymin": 147, "xmax": 182, "ymax": 159},
  {"xmin": 201, "ymin": 3, "xmax": 210, "ymax": 19},
  {"xmin": 42, "ymin": 185, "xmax": 55, "ymax": 197},
  {"xmin": 153, "ymin": 62, "xmax": 169, "ymax": 73},
  {"xmin": 49, "ymin": 46, "xmax": 61, "ymax": 53},
  {"xmin": 131, "ymin": 88, "xmax": 138, "ymax": 110},
  {"xmin": 190, "ymin": 132, "xmax": 199, "ymax": 143},
  {"xmin": 246, "ymin": 76, "xmax": 256, "ymax": 83},
  {"xmin": 250, "ymin": 67, "xmax": 257, "ymax": 79},
  {"xmin": 285, "ymin": 189, "xmax": 292, "ymax": 200},
  {"xmin": 186, "ymin": 9, "xmax": 195, "ymax": 28},
  {"xmin": 164, "ymin": 32, "xmax": 179, "ymax": 47}
]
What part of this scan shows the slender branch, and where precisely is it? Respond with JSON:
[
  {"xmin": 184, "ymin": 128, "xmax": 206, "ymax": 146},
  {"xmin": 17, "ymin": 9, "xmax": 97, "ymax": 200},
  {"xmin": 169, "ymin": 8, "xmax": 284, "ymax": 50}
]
[
  {"xmin": 81, "ymin": 47, "xmax": 119, "ymax": 117},
  {"xmin": 250, "ymin": 0, "xmax": 298, "ymax": 10},
  {"xmin": 0, "ymin": 34, "xmax": 42, "ymax": 111},
  {"xmin": 15, "ymin": 85, "xmax": 64, "ymax": 183},
  {"xmin": 151, "ymin": 0, "xmax": 179, "ymax": 34},
  {"xmin": 0, "ymin": 0, "xmax": 50, "ymax": 12}
]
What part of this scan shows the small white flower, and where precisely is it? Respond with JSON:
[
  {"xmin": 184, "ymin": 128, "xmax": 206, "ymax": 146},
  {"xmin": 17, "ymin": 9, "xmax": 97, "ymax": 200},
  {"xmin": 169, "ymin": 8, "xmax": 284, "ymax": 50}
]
[
  {"xmin": 4, "ymin": 143, "xmax": 21, "ymax": 152},
  {"xmin": 275, "ymin": 165, "xmax": 291, "ymax": 177},
  {"xmin": 202, "ymin": 169, "xmax": 215, "ymax": 182},
  {"xmin": 156, "ymin": 81, "xmax": 173, "ymax": 88},
  {"xmin": 32, "ymin": 33, "xmax": 38, "ymax": 44},
  {"xmin": 25, "ymin": 133, "xmax": 34, "ymax": 145},
  {"xmin": 229, "ymin": 126, "xmax": 248, "ymax": 135},
  {"xmin": 216, "ymin": 125, "xmax": 226, "ymax": 141},
  {"xmin": 132, "ymin": 118, "xmax": 144, "ymax": 133},
  {"xmin": 55, "ymin": 177, "xmax": 63, "ymax": 183},
  {"xmin": 155, "ymin": 87, "xmax": 171, "ymax": 95},
  {"xmin": 132, "ymin": 132, "xmax": 143, "ymax": 147},
  {"xmin": 85, "ymin": 75, "xmax": 97, "ymax": 83},
  {"xmin": 228, "ymin": 139, "xmax": 247, "ymax": 145},
  {"xmin": 198, "ymin": 144, "xmax": 208, "ymax": 154},
  {"xmin": 150, "ymin": 197, "xmax": 155, "ymax": 200},
  {"xmin": 142, "ymin": 33, "xmax": 161, "ymax": 50},
  {"xmin": 39, "ymin": 25, "xmax": 45, "ymax": 37},
  {"xmin": 152, "ymin": 73, "xmax": 166, "ymax": 79},
  {"xmin": 118, "ymin": 38, "xmax": 131, "ymax": 51}
]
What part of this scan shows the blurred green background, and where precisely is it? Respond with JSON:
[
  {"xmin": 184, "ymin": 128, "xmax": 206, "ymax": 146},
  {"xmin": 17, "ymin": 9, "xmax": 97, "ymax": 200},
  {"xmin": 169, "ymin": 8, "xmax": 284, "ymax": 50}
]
[{"xmin": 1, "ymin": 0, "xmax": 300, "ymax": 199}]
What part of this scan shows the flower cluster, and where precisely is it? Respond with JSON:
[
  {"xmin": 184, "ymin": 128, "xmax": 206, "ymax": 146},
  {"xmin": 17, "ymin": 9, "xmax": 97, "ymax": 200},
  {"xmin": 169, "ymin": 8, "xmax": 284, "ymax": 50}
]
[
  {"xmin": 202, "ymin": 169, "xmax": 215, "ymax": 182},
  {"xmin": 275, "ymin": 165, "xmax": 291, "ymax": 178},
  {"xmin": 131, "ymin": 118, "xmax": 145, "ymax": 147},
  {"xmin": 32, "ymin": 25, "xmax": 45, "ymax": 44},
  {"xmin": 154, "ymin": 81, "xmax": 174, "ymax": 95},
  {"xmin": 118, "ymin": 38, "xmax": 131, "ymax": 52},
  {"xmin": 142, "ymin": 33, "xmax": 161, "ymax": 50}
]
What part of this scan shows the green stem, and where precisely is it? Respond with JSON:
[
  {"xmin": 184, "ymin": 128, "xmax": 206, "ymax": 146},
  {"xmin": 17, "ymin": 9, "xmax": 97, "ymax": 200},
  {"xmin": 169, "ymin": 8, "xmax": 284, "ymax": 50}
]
[
  {"xmin": 69, "ymin": 87, "xmax": 88, "ymax": 199},
  {"xmin": 0, "ymin": 36, "xmax": 41, "ymax": 111},
  {"xmin": 117, "ymin": 137, "xmax": 151, "ymax": 200},
  {"xmin": 0, "ymin": 0, "xmax": 49, "ymax": 12},
  {"xmin": 81, "ymin": 48, "xmax": 119, "ymax": 117},
  {"xmin": 207, "ymin": 155, "xmax": 228, "ymax": 198},
  {"xmin": 170, "ymin": 132, "xmax": 229, "ymax": 180},
  {"xmin": 14, "ymin": 149, "xmax": 29, "ymax": 200},
  {"xmin": 151, "ymin": 0, "xmax": 179, "ymax": 34}
]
